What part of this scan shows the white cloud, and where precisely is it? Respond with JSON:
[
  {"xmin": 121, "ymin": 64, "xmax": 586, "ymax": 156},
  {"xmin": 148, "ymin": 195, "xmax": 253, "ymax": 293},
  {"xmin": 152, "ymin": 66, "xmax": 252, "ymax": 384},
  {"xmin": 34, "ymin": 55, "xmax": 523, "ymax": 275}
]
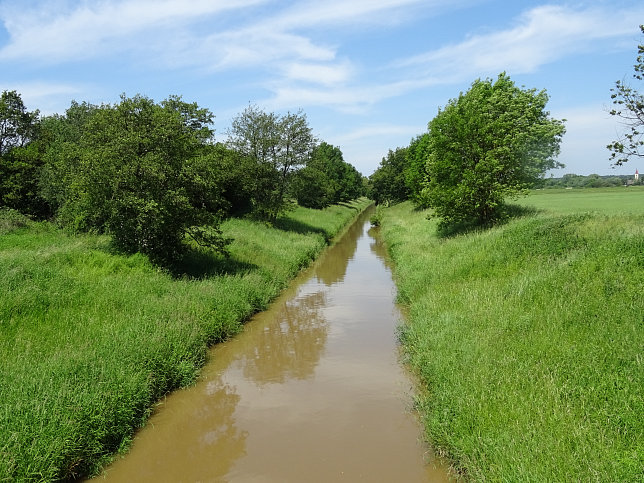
[
  {"xmin": 323, "ymin": 123, "xmax": 424, "ymax": 175},
  {"xmin": 282, "ymin": 61, "xmax": 354, "ymax": 86},
  {"xmin": 0, "ymin": 81, "xmax": 88, "ymax": 115},
  {"xmin": 396, "ymin": 5, "xmax": 644, "ymax": 82},
  {"xmin": 552, "ymin": 104, "xmax": 636, "ymax": 176},
  {"xmin": 0, "ymin": 0, "xmax": 266, "ymax": 62}
]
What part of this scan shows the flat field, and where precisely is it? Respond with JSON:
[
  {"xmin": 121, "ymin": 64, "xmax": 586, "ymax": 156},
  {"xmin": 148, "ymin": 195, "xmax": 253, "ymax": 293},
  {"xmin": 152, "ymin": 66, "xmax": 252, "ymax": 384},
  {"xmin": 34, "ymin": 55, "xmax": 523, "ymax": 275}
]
[
  {"xmin": 0, "ymin": 199, "xmax": 370, "ymax": 482},
  {"xmin": 380, "ymin": 188, "xmax": 643, "ymax": 481}
]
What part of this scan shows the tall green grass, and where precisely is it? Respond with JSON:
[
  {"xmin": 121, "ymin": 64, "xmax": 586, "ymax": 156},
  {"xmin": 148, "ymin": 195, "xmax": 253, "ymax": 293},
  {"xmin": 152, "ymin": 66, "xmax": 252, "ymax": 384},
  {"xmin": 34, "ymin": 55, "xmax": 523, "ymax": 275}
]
[
  {"xmin": 0, "ymin": 199, "xmax": 370, "ymax": 482},
  {"xmin": 380, "ymin": 191, "xmax": 643, "ymax": 481}
]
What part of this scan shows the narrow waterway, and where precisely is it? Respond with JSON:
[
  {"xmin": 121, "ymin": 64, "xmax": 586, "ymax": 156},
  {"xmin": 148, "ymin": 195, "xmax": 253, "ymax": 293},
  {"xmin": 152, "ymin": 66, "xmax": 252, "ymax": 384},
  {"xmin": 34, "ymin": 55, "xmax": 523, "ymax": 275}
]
[{"xmin": 98, "ymin": 208, "xmax": 451, "ymax": 482}]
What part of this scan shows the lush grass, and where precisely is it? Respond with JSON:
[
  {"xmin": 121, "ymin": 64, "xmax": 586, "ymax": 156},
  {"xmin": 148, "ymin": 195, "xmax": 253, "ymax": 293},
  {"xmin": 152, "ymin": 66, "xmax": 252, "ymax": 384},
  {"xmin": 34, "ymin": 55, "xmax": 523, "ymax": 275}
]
[
  {"xmin": 379, "ymin": 190, "xmax": 643, "ymax": 481},
  {"xmin": 0, "ymin": 199, "xmax": 370, "ymax": 482}
]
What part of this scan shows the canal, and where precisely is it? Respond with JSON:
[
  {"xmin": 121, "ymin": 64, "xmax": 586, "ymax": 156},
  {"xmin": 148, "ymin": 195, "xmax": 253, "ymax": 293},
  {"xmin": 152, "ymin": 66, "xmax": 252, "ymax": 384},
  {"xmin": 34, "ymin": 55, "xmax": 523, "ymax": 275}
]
[{"xmin": 98, "ymin": 208, "xmax": 450, "ymax": 481}]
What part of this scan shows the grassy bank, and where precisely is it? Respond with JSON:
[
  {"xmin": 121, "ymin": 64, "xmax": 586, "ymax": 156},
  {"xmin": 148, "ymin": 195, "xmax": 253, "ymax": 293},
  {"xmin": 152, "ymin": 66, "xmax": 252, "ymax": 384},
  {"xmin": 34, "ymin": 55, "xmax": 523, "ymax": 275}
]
[
  {"xmin": 379, "ymin": 190, "xmax": 643, "ymax": 481},
  {"xmin": 0, "ymin": 199, "xmax": 370, "ymax": 482}
]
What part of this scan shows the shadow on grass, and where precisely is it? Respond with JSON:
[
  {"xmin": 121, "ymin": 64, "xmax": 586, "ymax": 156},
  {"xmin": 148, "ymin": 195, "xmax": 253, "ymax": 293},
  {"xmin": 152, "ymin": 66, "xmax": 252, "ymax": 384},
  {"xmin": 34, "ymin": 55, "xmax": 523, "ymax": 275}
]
[
  {"xmin": 273, "ymin": 217, "xmax": 331, "ymax": 240},
  {"xmin": 170, "ymin": 248, "xmax": 258, "ymax": 279},
  {"xmin": 336, "ymin": 201, "xmax": 360, "ymax": 210},
  {"xmin": 436, "ymin": 203, "xmax": 541, "ymax": 239}
]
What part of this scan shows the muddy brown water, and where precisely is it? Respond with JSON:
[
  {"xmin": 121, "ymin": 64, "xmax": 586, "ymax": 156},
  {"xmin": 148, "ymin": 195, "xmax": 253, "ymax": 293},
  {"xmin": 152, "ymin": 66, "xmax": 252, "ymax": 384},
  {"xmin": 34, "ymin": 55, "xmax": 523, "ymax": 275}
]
[{"xmin": 96, "ymin": 208, "xmax": 451, "ymax": 482}]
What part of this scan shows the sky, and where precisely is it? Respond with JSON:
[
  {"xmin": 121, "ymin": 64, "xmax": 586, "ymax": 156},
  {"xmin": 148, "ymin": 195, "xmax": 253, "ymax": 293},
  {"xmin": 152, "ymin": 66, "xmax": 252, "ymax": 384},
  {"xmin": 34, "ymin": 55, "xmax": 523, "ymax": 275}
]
[{"xmin": 1, "ymin": 0, "xmax": 643, "ymax": 177}]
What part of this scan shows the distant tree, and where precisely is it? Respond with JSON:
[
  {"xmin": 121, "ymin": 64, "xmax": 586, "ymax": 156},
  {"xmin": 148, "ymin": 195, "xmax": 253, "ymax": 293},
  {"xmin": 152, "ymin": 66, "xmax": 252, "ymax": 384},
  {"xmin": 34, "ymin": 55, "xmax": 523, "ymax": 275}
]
[
  {"xmin": 0, "ymin": 90, "xmax": 50, "ymax": 217},
  {"xmin": 608, "ymin": 25, "xmax": 644, "ymax": 165},
  {"xmin": 295, "ymin": 142, "xmax": 364, "ymax": 207},
  {"xmin": 423, "ymin": 73, "xmax": 565, "ymax": 227},
  {"xmin": 227, "ymin": 105, "xmax": 315, "ymax": 221},
  {"xmin": 404, "ymin": 133, "xmax": 431, "ymax": 207},
  {"xmin": 368, "ymin": 147, "xmax": 409, "ymax": 205},
  {"xmin": 48, "ymin": 94, "xmax": 230, "ymax": 264},
  {"xmin": 290, "ymin": 166, "xmax": 334, "ymax": 209}
]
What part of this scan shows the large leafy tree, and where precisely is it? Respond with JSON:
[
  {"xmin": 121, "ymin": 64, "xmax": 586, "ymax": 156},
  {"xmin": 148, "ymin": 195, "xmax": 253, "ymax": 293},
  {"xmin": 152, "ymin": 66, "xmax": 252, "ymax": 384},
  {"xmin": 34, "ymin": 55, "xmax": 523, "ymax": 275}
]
[
  {"xmin": 607, "ymin": 25, "xmax": 644, "ymax": 165},
  {"xmin": 423, "ymin": 73, "xmax": 565, "ymax": 227},
  {"xmin": 47, "ymin": 94, "xmax": 229, "ymax": 264},
  {"xmin": 227, "ymin": 105, "xmax": 315, "ymax": 221}
]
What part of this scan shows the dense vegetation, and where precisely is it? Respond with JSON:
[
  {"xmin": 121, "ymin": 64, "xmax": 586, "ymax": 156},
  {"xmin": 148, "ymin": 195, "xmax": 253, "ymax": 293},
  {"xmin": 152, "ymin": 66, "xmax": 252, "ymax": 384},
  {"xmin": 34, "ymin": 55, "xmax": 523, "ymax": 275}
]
[
  {"xmin": 369, "ymin": 73, "xmax": 565, "ymax": 230},
  {"xmin": 0, "ymin": 93, "xmax": 365, "ymax": 265},
  {"xmin": 0, "ymin": 89, "xmax": 368, "ymax": 481},
  {"xmin": 0, "ymin": 198, "xmax": 370, "ymax": 481},
  {"xmin": 379, "ymin": 188, "xmax": 643, "ymax": 481},
  {"xmin": 542, "ymin": 173, "xmax": 639, "ymax": 188}
]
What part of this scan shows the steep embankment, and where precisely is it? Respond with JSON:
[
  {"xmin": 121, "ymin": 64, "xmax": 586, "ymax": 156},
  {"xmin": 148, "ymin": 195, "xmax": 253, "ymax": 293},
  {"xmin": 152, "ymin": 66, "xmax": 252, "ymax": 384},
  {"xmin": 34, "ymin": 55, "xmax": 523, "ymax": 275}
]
[
  {"xmin": 380, "ymin": 194, "xmax": 643, "ymax": 481},
  {"xmin": 0, "ymin": 199, "xmax": 370, "ymax": 482}
]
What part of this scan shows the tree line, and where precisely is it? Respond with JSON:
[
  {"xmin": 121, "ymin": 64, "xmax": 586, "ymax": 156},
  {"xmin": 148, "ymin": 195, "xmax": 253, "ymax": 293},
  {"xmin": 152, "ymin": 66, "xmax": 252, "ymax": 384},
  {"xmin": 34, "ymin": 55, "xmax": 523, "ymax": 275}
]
[
  {"xmin": 0, "ymin": 93, "xmax": 365, "ymax": 264},
  {"xmin": 542, "ymin": 173, "xmax": 639, "ymax": 189}
]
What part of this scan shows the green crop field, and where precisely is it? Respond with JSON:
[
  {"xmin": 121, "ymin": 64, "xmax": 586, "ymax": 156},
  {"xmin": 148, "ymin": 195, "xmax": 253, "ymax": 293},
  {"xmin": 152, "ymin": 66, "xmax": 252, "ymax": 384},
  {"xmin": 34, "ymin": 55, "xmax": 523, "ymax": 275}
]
[
  {"xmin": 0, "ymin": 199, "xmax": 370, "ymax": 482},
  {"xmin": 518, "ymin": 186, "xmax": 644, "ymax": 214},
  {"xmin": 380, "ymin": 188, "xmax": 643, "ymax": 481}
]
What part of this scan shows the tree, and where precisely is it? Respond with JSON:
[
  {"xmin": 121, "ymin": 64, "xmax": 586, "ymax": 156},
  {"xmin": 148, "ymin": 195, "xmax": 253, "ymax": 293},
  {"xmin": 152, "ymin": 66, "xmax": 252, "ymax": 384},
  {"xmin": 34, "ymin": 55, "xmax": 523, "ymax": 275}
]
[
  {"xmin": 290, "ymin": 165, "xmax": 334, "ymax": 209},
  {"xmin": 227, "ymin": 105, "xmax": 315, "ymax": 221},
  {"xmin": 404, "ymin": 133, "xmax": 431, "ymax": 207},
  {"xmin": 0, "ymin": 90, "xmax": 50, "ymax": 217},
  {"xmin": 423, "ymin": 73, "xmax": 565, "ymax": 227},
  {"xmin": 0, "ymin": 90, "xmax": 39, "ymax": 156},
  {"xmin": 293, "ymin": 142, "xmax": 364, "ymax": 208},
  {"xmin": 47, "ymin": 94, "xmax": 229, "ymax": 264},
  {"xmin": 368, "ymin": 147, "xmax": 409, "ymax": 205},
  {"xmin": 608, "ymin": 25, "xmax": 644, "ymax": 165}
]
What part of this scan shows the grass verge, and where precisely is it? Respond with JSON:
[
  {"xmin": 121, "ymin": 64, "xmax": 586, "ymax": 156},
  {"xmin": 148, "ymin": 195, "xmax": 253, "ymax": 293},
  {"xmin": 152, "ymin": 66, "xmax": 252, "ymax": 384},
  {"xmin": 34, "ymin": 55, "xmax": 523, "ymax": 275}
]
[
  {"xmin": 379, "ymin": 191, "xmax": 643, "ymax": 481},
  {"xmin": 0, "ymin": 199, "xmax": 371, "ymax": 482}
]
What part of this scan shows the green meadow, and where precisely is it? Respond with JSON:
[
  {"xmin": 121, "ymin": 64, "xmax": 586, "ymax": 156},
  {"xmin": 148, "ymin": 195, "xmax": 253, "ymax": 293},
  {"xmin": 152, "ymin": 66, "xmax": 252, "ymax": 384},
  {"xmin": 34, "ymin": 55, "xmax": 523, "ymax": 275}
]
[
  {"xmin": 380, "ymin": 187, "xmax": 643, "ymax": 481},
  {"xmin": 0, "ymin": 199, "xmax": 370, "ymax": 482}
]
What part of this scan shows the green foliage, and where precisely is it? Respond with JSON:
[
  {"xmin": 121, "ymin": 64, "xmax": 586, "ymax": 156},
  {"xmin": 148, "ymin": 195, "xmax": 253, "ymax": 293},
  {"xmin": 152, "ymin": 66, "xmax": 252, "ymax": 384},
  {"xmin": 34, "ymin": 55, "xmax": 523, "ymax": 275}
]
[
  {"xmin": 404, "ymin": 133, "xmax": 431, "ymax": 207},
  {"xmin": 380, "ymin": 194, "xmax": 643, "ymax": 482},
  {"xmin": 291, "ymin": 142, "xmax": 364, "ymax": 208},
  {"xmin": 368, "ymin": 146, "xmax": 410, "ymax": 205},
  {"xmin": 42, "ymin": 94, "xmax": 229, "ymax": 264},
  {"xmin": 369, "ymin": 205, "xmax": 384, "ymax": 227},
  {"xmin": 227, "ymin": 105, "xmax": 316, "ymax": 221},
  {"xmin": 0, "ymin": 207, "xmax": 31, "ymax": 234},
  {"xmin": 423, "ymin": 73, "xmax": 565, "ymax": 227},
  {"xmin": 0, "ymin": 90, "xmax": 39, "ymax": 157},
  {"xmin": 543, "ymin": 173, "xmax": 629, "ymax": 189},
  {"xmin": 0, "ymin": 199, "xmax": 371, "ymax": 482},
  {"xmin": 291, "ymin": 165, "xmax": 335, "ymax": 208},
  {"xmin": 0, "ymin": 90, "xmax": 51, "ymax": 218},
  {"xmin": 608, "ymin": 25, "xmax": 644, "ymax": 165}
]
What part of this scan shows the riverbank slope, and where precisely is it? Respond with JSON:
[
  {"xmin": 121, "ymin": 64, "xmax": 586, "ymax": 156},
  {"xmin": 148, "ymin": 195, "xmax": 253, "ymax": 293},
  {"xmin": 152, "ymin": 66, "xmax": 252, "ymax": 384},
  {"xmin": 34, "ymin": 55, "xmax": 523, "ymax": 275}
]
[
  {"xmin": 379, "ymin": 189, "xmax": 643, "ymax": 481},
  {"xmin": 0, "ymin": 198, "xmax": 371, "ymax": 482}
]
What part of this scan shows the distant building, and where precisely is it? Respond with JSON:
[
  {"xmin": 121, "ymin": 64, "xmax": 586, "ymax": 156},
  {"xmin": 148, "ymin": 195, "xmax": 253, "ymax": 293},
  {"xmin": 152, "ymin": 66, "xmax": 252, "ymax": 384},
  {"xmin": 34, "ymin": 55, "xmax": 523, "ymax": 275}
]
[{"xmin": 636, "ymin": 169, "xmax": 640, "ymax": 181}]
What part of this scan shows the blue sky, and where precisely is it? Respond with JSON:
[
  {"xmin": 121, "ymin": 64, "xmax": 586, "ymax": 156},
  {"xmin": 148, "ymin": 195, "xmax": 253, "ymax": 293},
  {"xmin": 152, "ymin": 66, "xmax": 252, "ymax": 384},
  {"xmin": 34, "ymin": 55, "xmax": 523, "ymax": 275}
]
[{"xmin": 1, "ymin": 0, "xmax": 642, "ymax": 177}]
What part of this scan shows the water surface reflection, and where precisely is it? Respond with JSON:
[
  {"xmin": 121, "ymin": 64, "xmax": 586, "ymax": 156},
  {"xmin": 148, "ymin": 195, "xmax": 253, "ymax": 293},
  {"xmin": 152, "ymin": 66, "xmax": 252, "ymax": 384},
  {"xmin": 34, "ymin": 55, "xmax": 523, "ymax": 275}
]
[{"xmin": 99, "ymin": 209, "xmax": 450, "ymax": 482}]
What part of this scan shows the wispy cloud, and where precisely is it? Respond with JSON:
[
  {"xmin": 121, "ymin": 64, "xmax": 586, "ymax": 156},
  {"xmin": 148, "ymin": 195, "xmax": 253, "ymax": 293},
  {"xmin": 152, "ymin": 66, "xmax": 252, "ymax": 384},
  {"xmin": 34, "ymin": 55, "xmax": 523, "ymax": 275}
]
[
  {"xmin": 0, "ymin": 81, "xmax": 88, "ymax": 114},
  {"xmin": 0, "ymin": 0, "xmax": 265, "ymax": 62},
  {"xmin": 551, "ymin": 103, "xmax": 634, "ymax": 175},
  {"xmin": 396, "ymin": 5, "xmax": 644, "ymax": 81}
]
